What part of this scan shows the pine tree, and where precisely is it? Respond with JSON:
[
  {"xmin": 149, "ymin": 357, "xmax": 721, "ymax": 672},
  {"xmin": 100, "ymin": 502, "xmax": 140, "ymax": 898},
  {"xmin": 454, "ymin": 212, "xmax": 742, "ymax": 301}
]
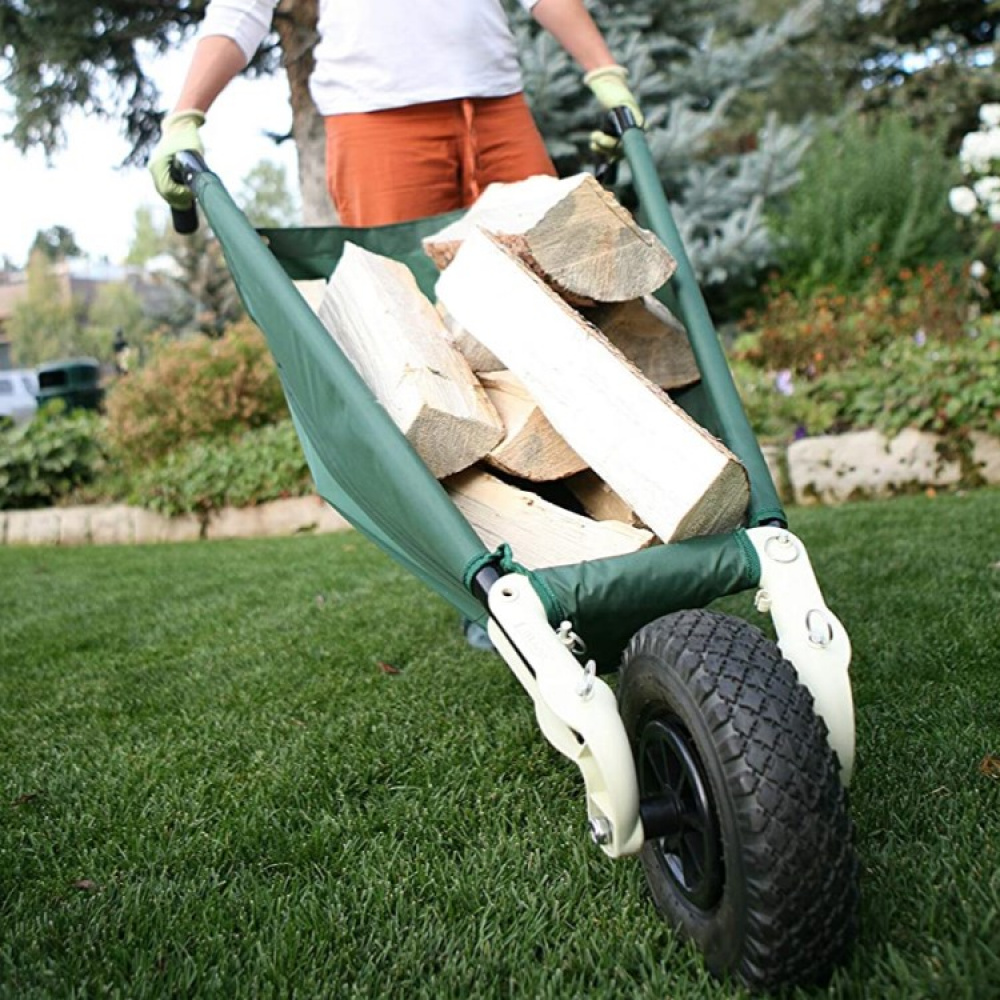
[{"xmin": 512, "ymin": 0, "xmax": 825, "ymax": 312}]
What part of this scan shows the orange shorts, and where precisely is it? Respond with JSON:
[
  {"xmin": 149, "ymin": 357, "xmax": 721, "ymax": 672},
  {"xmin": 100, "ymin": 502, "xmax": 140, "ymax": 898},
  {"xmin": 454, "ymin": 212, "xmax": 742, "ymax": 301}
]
[{"xmin": 324, "ymin": 93, "xmax": 557, "ymax": 227}]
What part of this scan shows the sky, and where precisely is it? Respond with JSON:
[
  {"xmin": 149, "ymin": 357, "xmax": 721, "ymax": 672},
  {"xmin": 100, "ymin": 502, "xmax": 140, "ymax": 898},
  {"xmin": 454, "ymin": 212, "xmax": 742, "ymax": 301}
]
[{"xmin": 0, "ymin": 38, "xmax": 300, "ymax": 268}]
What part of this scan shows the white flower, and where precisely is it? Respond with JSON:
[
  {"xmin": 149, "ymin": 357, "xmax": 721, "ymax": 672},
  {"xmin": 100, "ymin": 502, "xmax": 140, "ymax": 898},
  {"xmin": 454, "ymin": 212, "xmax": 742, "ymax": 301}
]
[
  {"xmin": 949, "ymin": 185, "xmax": 979, "ymax": 216},
  {"xmin": 970, "ymin": 260, "xmax": 988, "ymax": 280},
  {"xmin": 973, "ymin": 175, "xmax": 1000, "ymax": 207},
  {"xmin": 980, "ymin": 104, "xmax": 1000, "ymax": 130},
  {"xmin": 989, "ymin": 200, "xmax": 1000, "ymax": 224},
  {"xmin": 960, "ymin": 131, "xmax": 1000, "ymax": 173}
]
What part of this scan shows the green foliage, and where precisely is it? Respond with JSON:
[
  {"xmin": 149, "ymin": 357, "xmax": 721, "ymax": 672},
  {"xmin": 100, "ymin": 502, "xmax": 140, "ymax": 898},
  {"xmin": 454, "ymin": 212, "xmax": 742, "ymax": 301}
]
[
  {"xmin": 729, "ymin": 358, "xmax": 839, "ymax": 442},
  {"xmin": 6, "ymin": 250, "xmax": 83, "ymax": 366},
  {"xmin": 0, "ymin": 1, "xmax": 210, "ymax": 163},
  {"xmin": 817, "ymin": 332, "xmax": 1000, "ymax": 441},
  {"xmin": 732, "ymin": 313, "xmax": 1000, "ymax": 445},
  {"xmin": 128, "ymin": 420, "xmax": 312, "ymax": 517},
  {"xmin": 739, "ymin": 262, "xmax": 968, "ymax": 375},
  {"xmin": 773, "ymin": 114, "xmax": 963, "ymax": 295},
  {"xmin": 513, "ymin": 1, "xmax": 823, "ymax": 301},
  {"xmin": 2, "ymin": 491, "xmax": 999, "ymax": 998},
  {"xmin": 238, "ymin": 159, "xmax": 300, "ymax": 228},
  {"xmin": 28, "ymin": 224, "xmax": 82, "ymax": 261},
  {"xmin": 0, "ymin": 403, "xmax": 107, "ymax": 510},
  {"xmin": 103, "ymin": 320, "xmax": 288, "ymax": 467},
  {"xmin": 125, "ymin": 205, "xmax": 168, "ymax": 267},
  {"xmin": 162, "ymin": 226, "xmax": 246, "ymax": 338},
  {"xmin": 83, "ymin": 281, "xmax": 158, "ymax": 366},
  {"xmin": 851, "ymin": 0, "xmax": 997, "ymax": 129}
]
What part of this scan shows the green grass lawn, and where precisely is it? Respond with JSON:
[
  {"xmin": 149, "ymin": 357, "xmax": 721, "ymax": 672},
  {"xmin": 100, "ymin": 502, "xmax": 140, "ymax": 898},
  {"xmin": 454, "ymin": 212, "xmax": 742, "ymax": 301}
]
[{"xmin": 2, "ymin": 489, "xmax": 999, "ymax": 999}]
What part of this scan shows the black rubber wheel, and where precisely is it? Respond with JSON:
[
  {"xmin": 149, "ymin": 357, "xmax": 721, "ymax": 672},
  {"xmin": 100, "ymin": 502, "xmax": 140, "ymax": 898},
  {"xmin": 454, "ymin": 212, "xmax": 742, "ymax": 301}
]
[{"xmin": 618, "ymin": 608, "xmax": 859, "ymax": 991}]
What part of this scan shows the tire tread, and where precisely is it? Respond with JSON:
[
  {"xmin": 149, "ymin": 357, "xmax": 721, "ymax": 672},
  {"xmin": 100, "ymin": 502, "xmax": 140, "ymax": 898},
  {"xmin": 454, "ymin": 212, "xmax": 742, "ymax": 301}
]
[{"xmin": 621, "ymin": 608, "xmax": 859, "ymax": 989}]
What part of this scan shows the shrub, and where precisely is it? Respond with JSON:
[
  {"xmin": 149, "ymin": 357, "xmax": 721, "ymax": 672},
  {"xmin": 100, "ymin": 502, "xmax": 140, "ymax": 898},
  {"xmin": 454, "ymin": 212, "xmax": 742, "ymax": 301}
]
[
  {"xmin": 816, "ymin": 332, "xmax": 1000, "ymax": 441},
  {"xmin": 948, "ymin": 102, "xmax": 1000, "ymax": 305},
  {"xmin": 104, "ymin": 320, "xmax": 288, "ymax": 467},
  {"xmin": 772, "ymin": 113, "xmax": 964, "ymax": 295},
  {"xmin": 128, "ymin": 420, "xmax": 312, "ymax": 517},
  {"xmin": 737, "ymin": 263, "xmax": 968, "ymax": 376},
  {"xmin": 0, "ymin": 404, "xmax": 108, "ymax": 510},
  {"xmin": 731, "ymin": 319, "xmax": 1000, "ymax": 444}
]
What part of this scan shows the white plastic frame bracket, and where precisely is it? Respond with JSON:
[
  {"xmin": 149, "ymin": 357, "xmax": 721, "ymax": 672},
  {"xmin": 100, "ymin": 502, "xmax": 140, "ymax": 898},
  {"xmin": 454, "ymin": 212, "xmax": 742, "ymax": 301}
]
[
  {"xmin": 746, "ymin": 526, "xmax": 855, "ymax": 784},
  {"xmin": 485, "ymin": 573, "xmax": 645, "ymax": 858}
]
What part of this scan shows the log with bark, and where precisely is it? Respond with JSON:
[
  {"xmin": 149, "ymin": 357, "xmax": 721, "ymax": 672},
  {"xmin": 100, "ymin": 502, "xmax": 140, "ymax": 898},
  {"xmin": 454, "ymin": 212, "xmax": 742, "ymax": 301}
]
[
  {"xmin": 436, "ymin": 228, "xmax": 749, "ymax": 542},
  {"xmin": 585, "ymin": 295, "xmax": 700, "ymax": 391},
  {"xmin": 479, "ymin": 370, "xmax": 586, "ymax": 482},
  {"xmin": 423, "ymin": 173, "xmax": 676, "ymax": 304}
]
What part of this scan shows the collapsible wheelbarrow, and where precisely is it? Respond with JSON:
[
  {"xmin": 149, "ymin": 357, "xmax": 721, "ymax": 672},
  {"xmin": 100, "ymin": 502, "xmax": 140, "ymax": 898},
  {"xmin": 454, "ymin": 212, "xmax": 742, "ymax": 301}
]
[{"xmin": 169, "ymin": 115, "xmax": 858, "ymax": 990}]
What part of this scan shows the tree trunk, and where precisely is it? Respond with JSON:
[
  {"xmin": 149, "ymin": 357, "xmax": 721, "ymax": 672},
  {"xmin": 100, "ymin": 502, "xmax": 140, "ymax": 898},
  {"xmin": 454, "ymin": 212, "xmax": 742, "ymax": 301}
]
[{"xmin": 273, "ymin": 0, "xmax": 337, "ymax": 224}]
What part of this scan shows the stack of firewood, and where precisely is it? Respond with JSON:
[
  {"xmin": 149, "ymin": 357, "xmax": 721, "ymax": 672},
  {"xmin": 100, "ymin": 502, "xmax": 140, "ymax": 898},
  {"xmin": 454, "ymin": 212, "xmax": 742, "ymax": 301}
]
[{"xmin": 295, "ymin": 173, "xmax": 749, "ymax": 570}]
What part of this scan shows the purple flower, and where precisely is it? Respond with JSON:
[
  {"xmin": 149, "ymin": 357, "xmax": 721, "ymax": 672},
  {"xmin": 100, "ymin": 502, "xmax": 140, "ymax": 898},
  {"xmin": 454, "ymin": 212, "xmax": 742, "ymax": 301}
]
[
  {"xmin": 913, "ymin": 329, "xmax": 927, "ymax": 347},
  {"xmin": 774, "ymin": 369, "xmax": 795, "ymax": 396}
]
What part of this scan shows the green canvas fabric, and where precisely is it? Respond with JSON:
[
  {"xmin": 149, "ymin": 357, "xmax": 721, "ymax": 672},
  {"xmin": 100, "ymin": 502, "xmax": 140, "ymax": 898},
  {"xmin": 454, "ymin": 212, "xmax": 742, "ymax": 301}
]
[
  {"xmin": 536, "ymin": 531, "xmax": 760, "ymax": 669},
  {"xmin": 194, "ymin": 171, "xmax": 486, "ymax": 620},
  {"xmin": 191, "ymin": 162, "xmax": 763, "ymax": 655},
  {"xmin": 623, "ymin": 129, "xmax": 787, "ymax": 528},
  {"xmin": 258, "ymin": 211, "xmax": 462, "ymax": 300}
]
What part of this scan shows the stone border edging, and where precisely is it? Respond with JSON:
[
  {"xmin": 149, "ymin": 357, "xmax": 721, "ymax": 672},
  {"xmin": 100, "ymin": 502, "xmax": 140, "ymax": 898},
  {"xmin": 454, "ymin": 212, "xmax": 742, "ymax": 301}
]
[
  {"xmin": 2, "ymin": 495, "xmax": 351, "ymax": 547},
  {"xmin": 765, "ymin": 429, "xmax": 1000, "ymax": 506},
  {"xmin": 3, "ymin": 431, "xmax": 999, "ymax": 546}
]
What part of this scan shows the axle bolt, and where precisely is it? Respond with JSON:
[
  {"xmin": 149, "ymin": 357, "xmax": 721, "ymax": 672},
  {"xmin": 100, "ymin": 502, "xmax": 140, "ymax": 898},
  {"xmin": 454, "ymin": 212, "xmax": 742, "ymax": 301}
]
[{"xmin": 589, "ymin": 817, "xmax": 613, "ymax": 846}]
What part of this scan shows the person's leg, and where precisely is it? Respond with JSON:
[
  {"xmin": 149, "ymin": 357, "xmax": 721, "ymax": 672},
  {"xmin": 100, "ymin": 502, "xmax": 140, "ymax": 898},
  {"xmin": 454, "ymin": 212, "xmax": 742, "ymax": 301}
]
[
  {"xmin": 468, "ymin": 93, "xmax": 557, "ymax": 194},
  {"xmin": 325, "ymin": 102, "xmax": 470, "ymax": 226}
]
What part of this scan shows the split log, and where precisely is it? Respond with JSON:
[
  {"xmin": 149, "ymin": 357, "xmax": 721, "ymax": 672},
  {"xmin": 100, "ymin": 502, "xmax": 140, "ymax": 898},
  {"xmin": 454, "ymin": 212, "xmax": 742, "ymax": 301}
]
[
  {"xmin": 479, "ymin": 371, "xmax": 586, "ymax": 482},
  {"xmin": 436, "ymin": 229, "xmax": 749, "ymax": 542},
  {"xmin": 436, "ymin": 301, "xmax": 504, "ymax": 373},
  {"xmin": 585, "ymin": 295, "xmax": 700, "ymax": 391},
  {"xmin": 445, "ymin": 468, "xmax": 655, "ymax": 570},
  {"xmin": 317, "ymin": 243, "xmax": 504, "ymax": 479},
  {"xmin": 566, "ymin": 469, "xmax": 646, "ymax": 527},
  {"xmin": 293, "ymin": 278, "xmax": 327, "ymax": 312},
  {"xmin": 423, "ymin": 173, "xmax": 676, "ymax": 304}
]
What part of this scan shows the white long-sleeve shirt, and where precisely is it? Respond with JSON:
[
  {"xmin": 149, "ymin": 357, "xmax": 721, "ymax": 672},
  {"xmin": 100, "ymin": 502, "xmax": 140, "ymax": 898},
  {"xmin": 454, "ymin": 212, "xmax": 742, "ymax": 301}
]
[{"xmin": 198, "ymin": 0, "xmax": 541, "ymax": 116}]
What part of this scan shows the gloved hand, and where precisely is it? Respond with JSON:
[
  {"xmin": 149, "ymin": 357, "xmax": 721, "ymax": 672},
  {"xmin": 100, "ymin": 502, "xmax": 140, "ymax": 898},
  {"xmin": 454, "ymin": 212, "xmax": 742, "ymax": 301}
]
[
  {"xmin": 148, "ymin": 110, "xmax": 206, "ymax": 210},
  {"xmin": 584, "ymin": 65, "xmax": 644, "ymax": 158}
]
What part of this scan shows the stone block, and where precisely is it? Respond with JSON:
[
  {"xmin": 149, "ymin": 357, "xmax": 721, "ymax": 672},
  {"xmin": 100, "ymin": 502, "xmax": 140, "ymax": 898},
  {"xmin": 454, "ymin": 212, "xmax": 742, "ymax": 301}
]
[
  {"xmin": 57, "ymin": 506, "xmax": 94, "ymax": 545},
  {"xmin": 6, "ymin": 509, "xmax": 60, "ymax": 545},
  {"xmin": 89, "ymin": 505, "xmax": 137, "ymax": 545},
  {"xmin": 206, "ymin": 496, "xmax": 350, "ymax": 541},
  {"xmin": 971, "ymin": 432, "xmax": 1000, "ymax": 485},
  {"xmin": 132, "ymin": 508, "xmax": 202, "ymax": 544},
  {"xmin": 787, "ymin": 428, "xmax": 962, "ymax": 505}
]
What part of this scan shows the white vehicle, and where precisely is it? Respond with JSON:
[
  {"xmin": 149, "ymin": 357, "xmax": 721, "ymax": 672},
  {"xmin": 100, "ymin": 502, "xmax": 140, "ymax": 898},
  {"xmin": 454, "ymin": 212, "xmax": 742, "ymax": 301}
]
[{"xmin": 0, "ymin": 368, "xmax": 39, "ymax": 424}]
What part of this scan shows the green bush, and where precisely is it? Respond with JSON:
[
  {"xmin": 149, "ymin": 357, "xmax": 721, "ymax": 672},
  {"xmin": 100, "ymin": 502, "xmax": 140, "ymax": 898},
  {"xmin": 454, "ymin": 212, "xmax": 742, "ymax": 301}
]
[
  {"xmin": 815, "ymin": 332, "xmax": 1000, "ymax": 440},
  {"xmin": 738, "ymin": 262, "xmax": 968, "ymax": 376},
  {"xmin": 128, "ymin": 420, "xmax": 312, "ymax": 517},
  {"xmin": 772, "ymin": 113, "xmax": 964, "ymax": 295},
  {"xmin": 0, "ymin": 405, "xmax": 108, "ymax": 510},
  {"xmin": 104, "ymin": 320, "xmax": 288, "ymax": 467},
  {"xmin": 732, "ymin": 320, "xmax": 1000, "ymax": 444}
]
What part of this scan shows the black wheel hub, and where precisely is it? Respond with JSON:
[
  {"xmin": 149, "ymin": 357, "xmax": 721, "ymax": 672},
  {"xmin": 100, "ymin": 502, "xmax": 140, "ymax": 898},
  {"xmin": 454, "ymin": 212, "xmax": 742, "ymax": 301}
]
[{"xmin": 638, "ymin": 716, "xmax": 724, "ymax": 911}]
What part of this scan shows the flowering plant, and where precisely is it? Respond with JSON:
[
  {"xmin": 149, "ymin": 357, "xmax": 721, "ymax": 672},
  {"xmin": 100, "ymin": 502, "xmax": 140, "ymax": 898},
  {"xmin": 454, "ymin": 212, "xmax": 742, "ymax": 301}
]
[{"xmin": 949, "ymin": 104, "xmax": 1000, "ymax": 302}]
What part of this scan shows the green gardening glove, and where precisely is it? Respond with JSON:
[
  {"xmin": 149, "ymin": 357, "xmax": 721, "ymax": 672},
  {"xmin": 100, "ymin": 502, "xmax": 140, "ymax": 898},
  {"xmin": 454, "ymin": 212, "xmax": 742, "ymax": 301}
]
[
  {"xmin": 584, "ymin": 65, "xmax": 644, "ymax": 158},
  {"xmin": 148, "ymin": 110, "xmax": 206, "ymax": 210}
]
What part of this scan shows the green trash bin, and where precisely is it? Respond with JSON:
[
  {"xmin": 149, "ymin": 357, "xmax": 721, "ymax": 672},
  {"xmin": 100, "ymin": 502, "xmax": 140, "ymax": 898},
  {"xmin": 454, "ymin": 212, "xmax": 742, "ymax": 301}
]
[{"xmin": 35, "ymin": 357, "xmax": 104, "ymax": 412}]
